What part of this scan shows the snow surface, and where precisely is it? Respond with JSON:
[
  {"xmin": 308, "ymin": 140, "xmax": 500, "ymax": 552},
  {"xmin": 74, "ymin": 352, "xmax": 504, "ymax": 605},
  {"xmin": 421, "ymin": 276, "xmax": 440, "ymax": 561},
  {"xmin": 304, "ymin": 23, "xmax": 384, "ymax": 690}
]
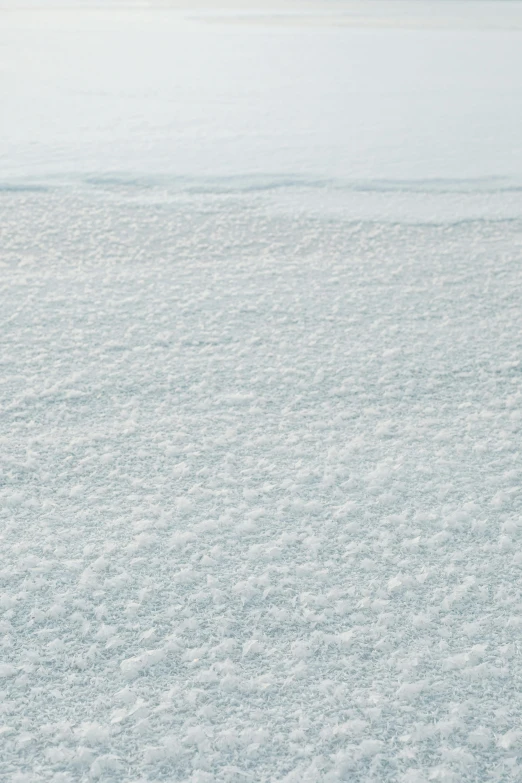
[{"xmin": 2, "ymin": 3, "xmax": 522, "ymax": 782}]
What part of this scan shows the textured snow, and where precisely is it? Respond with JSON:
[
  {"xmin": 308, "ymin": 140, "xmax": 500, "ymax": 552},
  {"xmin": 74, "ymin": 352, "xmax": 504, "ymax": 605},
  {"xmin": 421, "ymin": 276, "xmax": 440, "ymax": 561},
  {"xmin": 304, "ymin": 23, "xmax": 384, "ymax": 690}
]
[{"xmin": 2, "ymin": 3, "xmax": 522, "ymax": 782}]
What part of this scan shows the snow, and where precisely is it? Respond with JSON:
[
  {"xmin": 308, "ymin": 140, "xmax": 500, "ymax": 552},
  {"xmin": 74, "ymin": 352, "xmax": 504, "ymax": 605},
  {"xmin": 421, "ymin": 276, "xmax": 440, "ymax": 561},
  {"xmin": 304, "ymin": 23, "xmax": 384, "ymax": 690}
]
[{"xmin": 2, "ymin": 1, "xmax": 522, "ymax": 781}]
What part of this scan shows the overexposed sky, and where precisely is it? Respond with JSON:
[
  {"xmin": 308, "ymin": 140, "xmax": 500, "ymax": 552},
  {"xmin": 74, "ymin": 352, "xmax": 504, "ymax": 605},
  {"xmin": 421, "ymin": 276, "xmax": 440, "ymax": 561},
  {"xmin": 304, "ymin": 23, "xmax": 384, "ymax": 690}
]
[{"xmin": 1, "ymin": 1, "xmax": 522, "ymax": 30}]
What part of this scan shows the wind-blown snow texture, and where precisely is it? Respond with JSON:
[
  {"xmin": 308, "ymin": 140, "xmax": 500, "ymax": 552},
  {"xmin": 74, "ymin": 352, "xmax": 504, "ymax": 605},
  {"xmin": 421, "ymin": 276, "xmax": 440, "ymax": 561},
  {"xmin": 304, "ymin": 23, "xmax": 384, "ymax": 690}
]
[
  {"xmin": 2, "ymin": 3, "xmax": 522, "ymax": 782},
  {"xmin": 2, "ymin": 190, "xmax": 522, "ymax": 782}
]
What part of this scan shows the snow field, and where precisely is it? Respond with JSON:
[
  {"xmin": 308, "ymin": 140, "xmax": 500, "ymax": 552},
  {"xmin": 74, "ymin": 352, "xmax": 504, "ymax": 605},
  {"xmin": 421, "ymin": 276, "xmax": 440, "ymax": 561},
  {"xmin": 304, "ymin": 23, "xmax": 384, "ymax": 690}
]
[{"xmin": 1, "ymin": 191, "xmax": 522, "ymax": 781}]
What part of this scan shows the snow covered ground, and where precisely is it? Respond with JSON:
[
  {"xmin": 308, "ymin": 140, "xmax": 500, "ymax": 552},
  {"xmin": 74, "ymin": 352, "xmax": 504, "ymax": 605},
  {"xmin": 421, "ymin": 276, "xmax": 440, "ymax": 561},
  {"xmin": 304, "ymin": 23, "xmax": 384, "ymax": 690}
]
[{"xmin": 2, "ymin": 3, "xmax": 522, "ymax": 782}]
